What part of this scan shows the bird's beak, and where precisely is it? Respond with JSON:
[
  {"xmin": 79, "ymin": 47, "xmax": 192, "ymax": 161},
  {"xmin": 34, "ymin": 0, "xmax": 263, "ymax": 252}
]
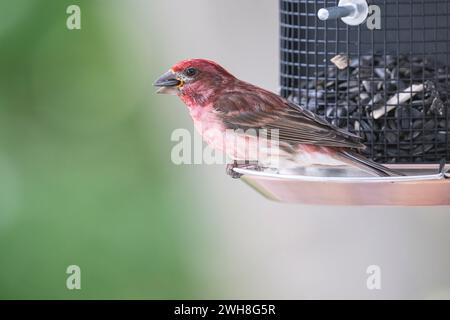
[{"xmin": 153, "ymin": 70, "xmax": 182, "ymax": 95}]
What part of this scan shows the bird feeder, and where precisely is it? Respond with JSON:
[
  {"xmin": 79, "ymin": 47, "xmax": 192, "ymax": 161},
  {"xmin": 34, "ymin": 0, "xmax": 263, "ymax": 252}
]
[{"xmin": 237, "ymin": 0, "xmax": 450, "ymax": 205}]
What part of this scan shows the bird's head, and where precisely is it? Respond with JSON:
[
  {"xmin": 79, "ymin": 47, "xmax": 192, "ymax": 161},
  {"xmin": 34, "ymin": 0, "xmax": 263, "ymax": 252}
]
[{"xmin": 154, "ymin": 59, "xmax": 235, "ymax": 106}]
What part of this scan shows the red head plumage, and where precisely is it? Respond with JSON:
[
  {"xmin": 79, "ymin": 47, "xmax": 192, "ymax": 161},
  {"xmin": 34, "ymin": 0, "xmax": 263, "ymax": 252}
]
[
  {"xmin": 170, "ymin": 58, "xmax": 233, "ymax": 77},
  {"xmin": 159, "ymin": 59, "xmax": 236, "ymax": 107}
]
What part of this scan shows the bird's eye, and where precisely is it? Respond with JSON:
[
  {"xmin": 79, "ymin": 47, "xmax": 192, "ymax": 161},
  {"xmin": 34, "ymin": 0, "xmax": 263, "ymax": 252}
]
[{"xmin": 184, "ymin": 67, "xmax": 198, "ymax": 77}]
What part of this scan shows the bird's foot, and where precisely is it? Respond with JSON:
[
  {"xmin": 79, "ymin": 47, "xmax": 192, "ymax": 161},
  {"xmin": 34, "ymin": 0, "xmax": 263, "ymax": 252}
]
[
  {"xmin": 226, "ymin": 161, "xmax": 243, "ymax": 179},
  {"xmin": 226, "ymin": 161, "xmax": 263, "ymax": 179}
]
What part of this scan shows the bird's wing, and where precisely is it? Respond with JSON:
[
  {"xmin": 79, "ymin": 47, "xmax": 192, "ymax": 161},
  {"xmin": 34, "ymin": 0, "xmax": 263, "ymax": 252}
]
[{"xmin": 213, "ymin": 90, "xmax": 365, "ymax": 149}]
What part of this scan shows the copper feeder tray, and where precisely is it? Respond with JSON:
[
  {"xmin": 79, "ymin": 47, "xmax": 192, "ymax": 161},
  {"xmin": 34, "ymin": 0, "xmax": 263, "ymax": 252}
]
[{"xmin": 234, "ymin": 164, "xmax": 450, "ymax": 206}]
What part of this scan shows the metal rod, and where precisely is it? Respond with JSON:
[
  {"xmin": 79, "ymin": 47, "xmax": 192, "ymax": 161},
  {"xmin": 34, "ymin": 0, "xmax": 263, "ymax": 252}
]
[{"xmin": 317, "ymin": 5, "xmax": 355, "ymax": 21}]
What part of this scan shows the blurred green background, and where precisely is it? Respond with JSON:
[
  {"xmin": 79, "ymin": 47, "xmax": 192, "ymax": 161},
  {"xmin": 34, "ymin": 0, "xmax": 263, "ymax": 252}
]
[
  {"xmin": 1, "ymin": 0, "xmax": 450, "ymax": 300},
  {"xmin": 0, "ymin": 0, "xmax": 204, "ymax": 299}
]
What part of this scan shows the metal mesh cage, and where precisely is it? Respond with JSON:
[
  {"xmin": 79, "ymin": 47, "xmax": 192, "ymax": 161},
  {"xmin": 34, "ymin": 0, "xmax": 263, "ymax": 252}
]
[{"xmin": 280, "ymin": 0, "xmax": 450, "ymax": 163}]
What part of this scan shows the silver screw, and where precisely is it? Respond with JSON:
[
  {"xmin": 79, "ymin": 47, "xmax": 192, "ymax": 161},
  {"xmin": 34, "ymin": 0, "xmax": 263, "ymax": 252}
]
[
  {"xmin": 317, "ymin": 0, "xmax": 369, "ymax": 26},
  {"xmin": 317, "ymin": 6, "xmax": 355, "ymax": 21}
]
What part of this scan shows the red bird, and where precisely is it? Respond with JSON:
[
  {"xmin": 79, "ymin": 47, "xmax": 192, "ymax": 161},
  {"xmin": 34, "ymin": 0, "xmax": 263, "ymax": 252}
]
[{"xmin": 154, "ymin": 59, "xmax": 401, "ymax": 178}]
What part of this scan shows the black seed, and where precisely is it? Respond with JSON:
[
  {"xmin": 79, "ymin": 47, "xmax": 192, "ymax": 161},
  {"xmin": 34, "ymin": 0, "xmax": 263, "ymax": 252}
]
[
  {"xmin": 291, "ymin": 54, "xmax": 450, "ymax": 161},
  {"xmin": 437, "ymin": 132, "xmax": 447, "ymax": 143},
  {"xmin": 423, "ymin": 119, "xmax": 436, "ymax": 130},
  {"xmin": 412, "ymin": 119, "xmax": 424, "ymax": 129},
  {"xmin": 430, "ymin": 97, "xmax": 445, "ymax": 116},
  {"xmin": 388, "ymin": 119, "xmax": 397, "ymax": 130},
  {"xmin": 384, "ymin": 131, "xmax": 398, "ymax": 144},
  {"xmin": 362, "ymin": 80, "xmax": 375, "ymax": 93},
  {"xmin": 395, "ymin": 106, "xmax": 412, "ymax": 130},
  {"xmin": 412, "ymin": 144, "xmax": 434, "ymax": 156},
  {"xmin": 346, "ymin": 102, "xmax": 358, "ymax": 114},
  {"xmin": 325, "ymin": 106, "xmax": 335, "ymax": 118},
  {"xmin": 374, "ymin": 68, "xmax": 386, "ymax": 79},
  {"xmin": 426, "ymin": 133, "xmax": 438, "ymax": 142}
]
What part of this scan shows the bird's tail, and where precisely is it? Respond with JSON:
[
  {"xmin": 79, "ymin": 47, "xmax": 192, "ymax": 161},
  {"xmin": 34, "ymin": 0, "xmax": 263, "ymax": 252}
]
[{"xmin": 337, "ymin": 150, "xmax": 404, "ymax": 177}]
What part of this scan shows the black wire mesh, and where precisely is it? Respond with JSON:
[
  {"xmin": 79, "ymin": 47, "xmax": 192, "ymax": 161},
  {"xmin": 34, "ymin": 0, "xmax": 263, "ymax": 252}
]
[{"xmin": 280, "ymin": 0, "xmax": 450, "ymax": 163}]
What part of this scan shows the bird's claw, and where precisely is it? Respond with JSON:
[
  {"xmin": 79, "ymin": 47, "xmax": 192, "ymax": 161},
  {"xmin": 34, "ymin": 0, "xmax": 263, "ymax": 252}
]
[
  {"xmin": 226, "ymin": 162, "xmax": 243, "ymax": 179},
  {"xmin": 226, "ymin": 161, "xmax": 263, "ymax": 179}
]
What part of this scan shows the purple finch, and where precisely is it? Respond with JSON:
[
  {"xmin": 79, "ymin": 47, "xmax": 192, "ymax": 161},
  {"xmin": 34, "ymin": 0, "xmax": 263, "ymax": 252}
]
[{"xmin": 154, "ymin": 59, "xmax": 401, "ymax": 177}]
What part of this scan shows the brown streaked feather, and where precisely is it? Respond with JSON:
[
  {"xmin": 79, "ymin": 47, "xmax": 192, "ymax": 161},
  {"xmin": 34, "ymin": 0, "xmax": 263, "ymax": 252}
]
[
  {"xmin": 337, "ymin": 150, "xmax": 404, "ymax": 176},
  {"xmin": 213, "ymin": 87, "xmax": 365, "ymax": 150}
]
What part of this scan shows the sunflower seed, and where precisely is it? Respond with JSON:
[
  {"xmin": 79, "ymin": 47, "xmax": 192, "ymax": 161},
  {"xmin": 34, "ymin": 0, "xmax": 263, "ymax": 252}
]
[
  {"xmin": 330, "ymin": 54, "xmax": 349, "ymax": 70},
  {"xmin": 288, "ymin": 54, "xmax": 450, "ymax": 161}
]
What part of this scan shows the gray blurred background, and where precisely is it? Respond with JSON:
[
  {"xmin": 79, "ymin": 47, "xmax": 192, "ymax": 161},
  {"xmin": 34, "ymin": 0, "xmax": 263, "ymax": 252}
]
[
  {"xmin": 142, "ymin": 0, "xmax": 450, "ymax": 299},
  {"xmin": 1, "ymin": 0, "xmax": 449, "ymax": 299}
]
